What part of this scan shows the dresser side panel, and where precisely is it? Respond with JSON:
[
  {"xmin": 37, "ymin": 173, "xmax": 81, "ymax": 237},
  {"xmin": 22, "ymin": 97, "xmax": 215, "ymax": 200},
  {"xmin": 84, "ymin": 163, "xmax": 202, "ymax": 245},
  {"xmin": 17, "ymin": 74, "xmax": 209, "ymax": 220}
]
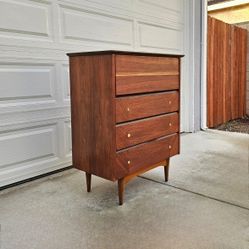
[
  {"xmin": 178, "ymin": 57, "xmax": 181, "ymax": 153},
  {"xmin": 69, "ymin": 54, "xmax": 116, "ymax": 181}
]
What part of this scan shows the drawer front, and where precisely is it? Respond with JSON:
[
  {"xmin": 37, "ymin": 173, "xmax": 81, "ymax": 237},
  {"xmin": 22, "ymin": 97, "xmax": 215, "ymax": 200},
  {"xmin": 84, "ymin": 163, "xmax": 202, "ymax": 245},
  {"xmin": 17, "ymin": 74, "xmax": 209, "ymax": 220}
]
[
  {"xmin": 116, "ymin": 133, "xmax": 179, "ymax": 174},
  {"xmin": 116, "ymin": 55, "xmax": 179, "ymax": 95},
  {"xmin": 116, "ymin": 75, "xmax": 179, "ymax": 95},
  {"xmin": 116, "ymin": 55, "xmax": 179, "ymax": 75},
  {"xmin": 116, "ymin": 113, "xmax": 179, "ymax": 150},
  {"xmin": 116, "ymin": 91, "xmax": 179, "ymax": 123}
]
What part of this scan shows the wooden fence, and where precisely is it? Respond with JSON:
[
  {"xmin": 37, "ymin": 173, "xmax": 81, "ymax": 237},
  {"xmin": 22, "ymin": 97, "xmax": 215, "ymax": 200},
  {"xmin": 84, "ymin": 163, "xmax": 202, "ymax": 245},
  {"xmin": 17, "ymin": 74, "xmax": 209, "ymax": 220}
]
[{"xmin": 207, "ymin": 16, "xmax": 247, "ymax": 128}]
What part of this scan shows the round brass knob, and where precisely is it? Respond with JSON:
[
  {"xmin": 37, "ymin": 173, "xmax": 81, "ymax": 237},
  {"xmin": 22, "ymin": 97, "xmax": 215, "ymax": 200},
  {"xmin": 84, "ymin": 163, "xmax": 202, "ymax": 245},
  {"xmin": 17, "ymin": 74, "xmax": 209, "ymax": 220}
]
[
  {"xmin": 169, "ymin": 123, "xmax": 172, "ymax": 127},
  {"xmin": 127, "ymin": 107, "xmax": 130, "ymax": 112},
  {"xmin": 128, "ymin": 160, "xmax": 131, "ymax": 165},
  {"xmin": 169, "ymin": 145, "xmax": 172, "ymax": 149},
  {"xmin": 127, "ymin": 133, "xmax": 131, "ymax": 138},
  {"xmin": 169, "ymin": 101, "xmax": 172, "ymax": 105}
]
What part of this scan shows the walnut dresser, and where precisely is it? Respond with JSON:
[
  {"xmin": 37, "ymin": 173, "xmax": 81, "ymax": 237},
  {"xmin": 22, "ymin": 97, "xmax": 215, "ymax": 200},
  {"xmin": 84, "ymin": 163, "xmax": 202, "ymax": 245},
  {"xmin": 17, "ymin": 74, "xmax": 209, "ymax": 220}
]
[{"xmin": 68, "ymin": 51, "xmax": 183, "ymax": 205}]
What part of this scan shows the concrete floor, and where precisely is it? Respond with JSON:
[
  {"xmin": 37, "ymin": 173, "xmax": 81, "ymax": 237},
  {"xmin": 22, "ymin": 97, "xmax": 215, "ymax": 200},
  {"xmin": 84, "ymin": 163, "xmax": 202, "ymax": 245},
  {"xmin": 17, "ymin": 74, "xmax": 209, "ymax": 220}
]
[{"xmin": 0, "ymin": 130, "xmax": 249, "ymax": 249}]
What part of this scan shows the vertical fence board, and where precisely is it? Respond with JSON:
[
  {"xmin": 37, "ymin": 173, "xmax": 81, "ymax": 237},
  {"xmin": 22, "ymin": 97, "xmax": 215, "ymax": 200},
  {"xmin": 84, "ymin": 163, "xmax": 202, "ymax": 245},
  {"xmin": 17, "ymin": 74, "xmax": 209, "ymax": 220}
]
[
  {"xmin": 238, "ymin": 29, "xmax": 247, "ymax": 116},
  {"xmin": 230, "ymin": 25, "xmax": 237, "ymax": 120},
  {"xmin": 217, "ymin": 19, "xmax": 222, "ymax": 125},
  {"xmin": 214, "ymin": 18, "xmax": 219, "ymax": 126},
  {"xmin": 233, "ymin": 26, "xmax": 239, "ymax": 119},
  {"xmin": 207, "ymin": 16, "xmax": 247, "ymax": 128},
  {"xmin": 225, "ymin": 22, "xmax": 231, "ymax": 122},
  {"xmin": 207, "ymin": 17, "xmax": 214, "ymax": 127}
]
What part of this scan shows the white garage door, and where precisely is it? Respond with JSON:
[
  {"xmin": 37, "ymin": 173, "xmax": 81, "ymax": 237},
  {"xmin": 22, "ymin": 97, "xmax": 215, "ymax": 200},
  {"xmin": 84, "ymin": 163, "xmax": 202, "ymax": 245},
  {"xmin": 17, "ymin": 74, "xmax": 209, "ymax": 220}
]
[{"xmin": 0, "ymin": 0, "xmax": 191, "ymax": 187}]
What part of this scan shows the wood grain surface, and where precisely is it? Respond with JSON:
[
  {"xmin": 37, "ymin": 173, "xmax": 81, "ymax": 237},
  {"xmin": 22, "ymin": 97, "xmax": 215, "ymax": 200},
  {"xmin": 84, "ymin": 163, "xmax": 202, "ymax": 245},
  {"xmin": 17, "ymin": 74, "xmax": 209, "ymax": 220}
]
[
  {"xmin": 116, "ymin": 74, "xmax": 179, "ymax": 95},
  {"xmin": 116, "ymin": 133, "xmax": 179, "ymax": 174},
  {"xmin": 116, "ymin": 91, "xmax": 179, "ymax": 123},
  {"xmin": 69, "ymin": 51, "xmax": 181, "ymax": 189},
  {"xmin": 69, "ymin": 54, "xmax": 116, "ymax": 181},
  {"xmin": 116, "ymin": 55, "xmax": 179, "ymax": 75},
  {"xmin": 207, "ymin": 16, "xmax": 247, "ymax": 128},
  {"xmin": 116, "ymin": 113, "xmax": 179, "ymax": 150}
]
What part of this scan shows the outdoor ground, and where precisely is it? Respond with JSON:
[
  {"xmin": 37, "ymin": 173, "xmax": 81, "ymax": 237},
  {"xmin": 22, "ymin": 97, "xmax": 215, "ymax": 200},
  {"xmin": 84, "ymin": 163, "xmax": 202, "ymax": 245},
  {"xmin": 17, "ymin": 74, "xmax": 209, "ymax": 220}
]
[
  {"xmin": 216, "ymin": 115, "xmax": 249, "ymax": 134},
  {"xmin": 0, "ymin": 130, "xmax": 248, "ymax": 249}
]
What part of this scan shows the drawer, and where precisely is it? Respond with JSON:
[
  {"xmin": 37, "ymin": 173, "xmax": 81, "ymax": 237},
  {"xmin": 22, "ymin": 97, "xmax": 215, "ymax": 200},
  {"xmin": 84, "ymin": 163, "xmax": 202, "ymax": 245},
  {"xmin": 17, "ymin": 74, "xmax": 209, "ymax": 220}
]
[
  {"xmin": 116, "ymin": 91, "xmax": 179, "ymax": 123},
  {"xmin": 116, "ymin": 55, "xmax": 179, "ymax": 75},
  {"xmin": 116, "ymin": 55, "xmax": 179, "ymax": 95},
  {"xmin": 116, "ymin": 113, "xmax": 179, "ymax": 150},
  {"xmin": 116, "ymin": 75, "xmax": 179, "ymax": 95},
  {"xmin": 116, "ymin": 133, "xmax": 179, "ymax": 174}
]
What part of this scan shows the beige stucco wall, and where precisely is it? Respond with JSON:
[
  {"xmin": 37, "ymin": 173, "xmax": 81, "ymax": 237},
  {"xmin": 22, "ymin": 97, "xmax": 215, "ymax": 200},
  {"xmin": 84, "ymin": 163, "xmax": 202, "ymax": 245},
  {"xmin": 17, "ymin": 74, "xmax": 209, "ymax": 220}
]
[{"xmin": 209, "ymin": 4, "xmax": 249, "ymax": 24}]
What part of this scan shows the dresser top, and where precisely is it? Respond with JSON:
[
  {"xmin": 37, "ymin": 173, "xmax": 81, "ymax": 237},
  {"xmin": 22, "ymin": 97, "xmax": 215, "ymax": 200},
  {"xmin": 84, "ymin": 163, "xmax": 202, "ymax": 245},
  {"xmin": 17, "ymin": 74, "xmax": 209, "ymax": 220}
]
[{"xmin": 67, "ymin": 50, "xmax": 184, "ymax": 58}]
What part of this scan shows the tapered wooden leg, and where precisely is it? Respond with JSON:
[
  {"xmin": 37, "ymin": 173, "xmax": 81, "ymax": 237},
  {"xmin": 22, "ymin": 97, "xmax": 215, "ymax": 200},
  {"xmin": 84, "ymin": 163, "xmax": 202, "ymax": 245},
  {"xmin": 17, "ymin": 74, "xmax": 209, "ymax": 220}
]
[
  {"xmin": 85, "ymin": 172, "xmax": 91, "ymax": 192},
  {"xmin": 164, "ymin": 158, "xmax": 170, "ymax": 182},
  {"xmin": 118, "ymin": 178, "xmax": 125, "ymax": 205}
]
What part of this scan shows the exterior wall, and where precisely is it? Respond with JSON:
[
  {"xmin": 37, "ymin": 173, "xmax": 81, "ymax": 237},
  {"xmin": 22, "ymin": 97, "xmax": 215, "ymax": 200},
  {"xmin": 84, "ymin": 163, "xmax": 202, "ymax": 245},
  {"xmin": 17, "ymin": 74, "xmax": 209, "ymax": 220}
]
[
  {"xmin": 209, "ymin": 4, "xmax": 249, "ymax": 24},
  {"xmin": 0, "ymin": 0, "xmax": 198, "ymax": 186},
  {"xmin": 236, "ymin": 22, "xmax": 249, "ymax": 115}
]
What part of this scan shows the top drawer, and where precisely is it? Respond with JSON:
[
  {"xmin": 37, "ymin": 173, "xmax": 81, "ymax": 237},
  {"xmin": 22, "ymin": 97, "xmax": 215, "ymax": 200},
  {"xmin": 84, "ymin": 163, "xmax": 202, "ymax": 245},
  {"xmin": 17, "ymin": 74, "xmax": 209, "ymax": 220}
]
[{"xmin": 116, "ymin": 55, "xmax": 179, "ymax": 95}]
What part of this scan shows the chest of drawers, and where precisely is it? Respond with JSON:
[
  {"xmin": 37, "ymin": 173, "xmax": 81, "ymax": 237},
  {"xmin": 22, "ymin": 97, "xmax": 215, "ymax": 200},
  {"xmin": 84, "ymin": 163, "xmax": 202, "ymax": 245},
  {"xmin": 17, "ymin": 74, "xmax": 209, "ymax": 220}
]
[{"xmin": 68, "ymin": 50, "xmax": 182, "ymax": 205}]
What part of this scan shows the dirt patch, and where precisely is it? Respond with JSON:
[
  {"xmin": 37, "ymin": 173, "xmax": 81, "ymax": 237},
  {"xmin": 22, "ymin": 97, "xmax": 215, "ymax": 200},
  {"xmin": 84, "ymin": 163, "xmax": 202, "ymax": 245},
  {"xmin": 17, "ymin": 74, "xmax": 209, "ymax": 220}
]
[{"xmin": 215, "ymin": 115, "xmax": 249, "ymax": 134}]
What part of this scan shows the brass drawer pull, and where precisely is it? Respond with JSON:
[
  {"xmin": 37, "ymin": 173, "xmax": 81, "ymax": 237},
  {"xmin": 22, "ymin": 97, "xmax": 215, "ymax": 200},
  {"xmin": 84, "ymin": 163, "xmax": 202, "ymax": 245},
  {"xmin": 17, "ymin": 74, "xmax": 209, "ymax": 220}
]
[
  {"xmin": 127, "ymin": 107, "xmax": 130, "ymax": 112},
  {"xmin": 127, "ymin": 160, "xmax": 131, "ymax": 165},
  {"xmin": 169, "ymin": 145, "xmax": 172, "ymax": 149},
  {"xmin": 127, "ymin": 133, "xmax": 131, "ymax": 138},
  {"xmin": 169, "ymin": 123, "xmax": 172, "ymax": 127},
  {"xmin": 168, "ymin": 100, "xmax": 172, "ymax": 105}
]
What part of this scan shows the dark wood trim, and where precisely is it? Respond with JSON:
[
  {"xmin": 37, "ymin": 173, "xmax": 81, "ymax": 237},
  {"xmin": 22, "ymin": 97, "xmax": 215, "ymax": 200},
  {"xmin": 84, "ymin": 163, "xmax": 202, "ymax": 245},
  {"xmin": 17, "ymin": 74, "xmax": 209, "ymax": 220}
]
[
  {"xmin": 164, "ymin": 158, "xmax": 170, "ymax": 182},
  {"xmin": 118, "ymin": 178, "xmax": 125, "ymax": 205},
  {"xmin": 67, "ymin": 50, "xmax": 184, "ymax": 58},
  {"xmin": 85, "ymin": 173, "xmax": 92, "ymax": 192}
]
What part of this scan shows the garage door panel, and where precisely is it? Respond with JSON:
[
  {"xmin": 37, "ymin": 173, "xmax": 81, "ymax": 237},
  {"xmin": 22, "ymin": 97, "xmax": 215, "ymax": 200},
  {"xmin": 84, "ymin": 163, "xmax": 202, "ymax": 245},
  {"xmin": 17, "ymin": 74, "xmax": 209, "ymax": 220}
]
[
  {"xmin": 0, "ymin": 0, "xmax": 52, "ymax": 40},
  {"xmin": 60, "ymin": 5, "xmax": 133, "ymax": 46},
  {"xmin": 0, "ymin": 0, "xmax": 186, "ymax": 187},
  {"xmin": 0, "ymin": 64, "xmax": 57, "ymax": 110},
  {"xmin": 0, "ymin": 124, "xmax": 58, "ymax": 171}
]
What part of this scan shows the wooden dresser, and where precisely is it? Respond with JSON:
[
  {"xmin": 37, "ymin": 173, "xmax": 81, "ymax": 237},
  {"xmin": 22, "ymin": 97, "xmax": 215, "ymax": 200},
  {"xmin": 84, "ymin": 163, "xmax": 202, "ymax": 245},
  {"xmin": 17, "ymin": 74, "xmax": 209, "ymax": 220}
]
[{"xmin": 68, "ymin": 51, "xmax": 183, "ymax": 205}]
